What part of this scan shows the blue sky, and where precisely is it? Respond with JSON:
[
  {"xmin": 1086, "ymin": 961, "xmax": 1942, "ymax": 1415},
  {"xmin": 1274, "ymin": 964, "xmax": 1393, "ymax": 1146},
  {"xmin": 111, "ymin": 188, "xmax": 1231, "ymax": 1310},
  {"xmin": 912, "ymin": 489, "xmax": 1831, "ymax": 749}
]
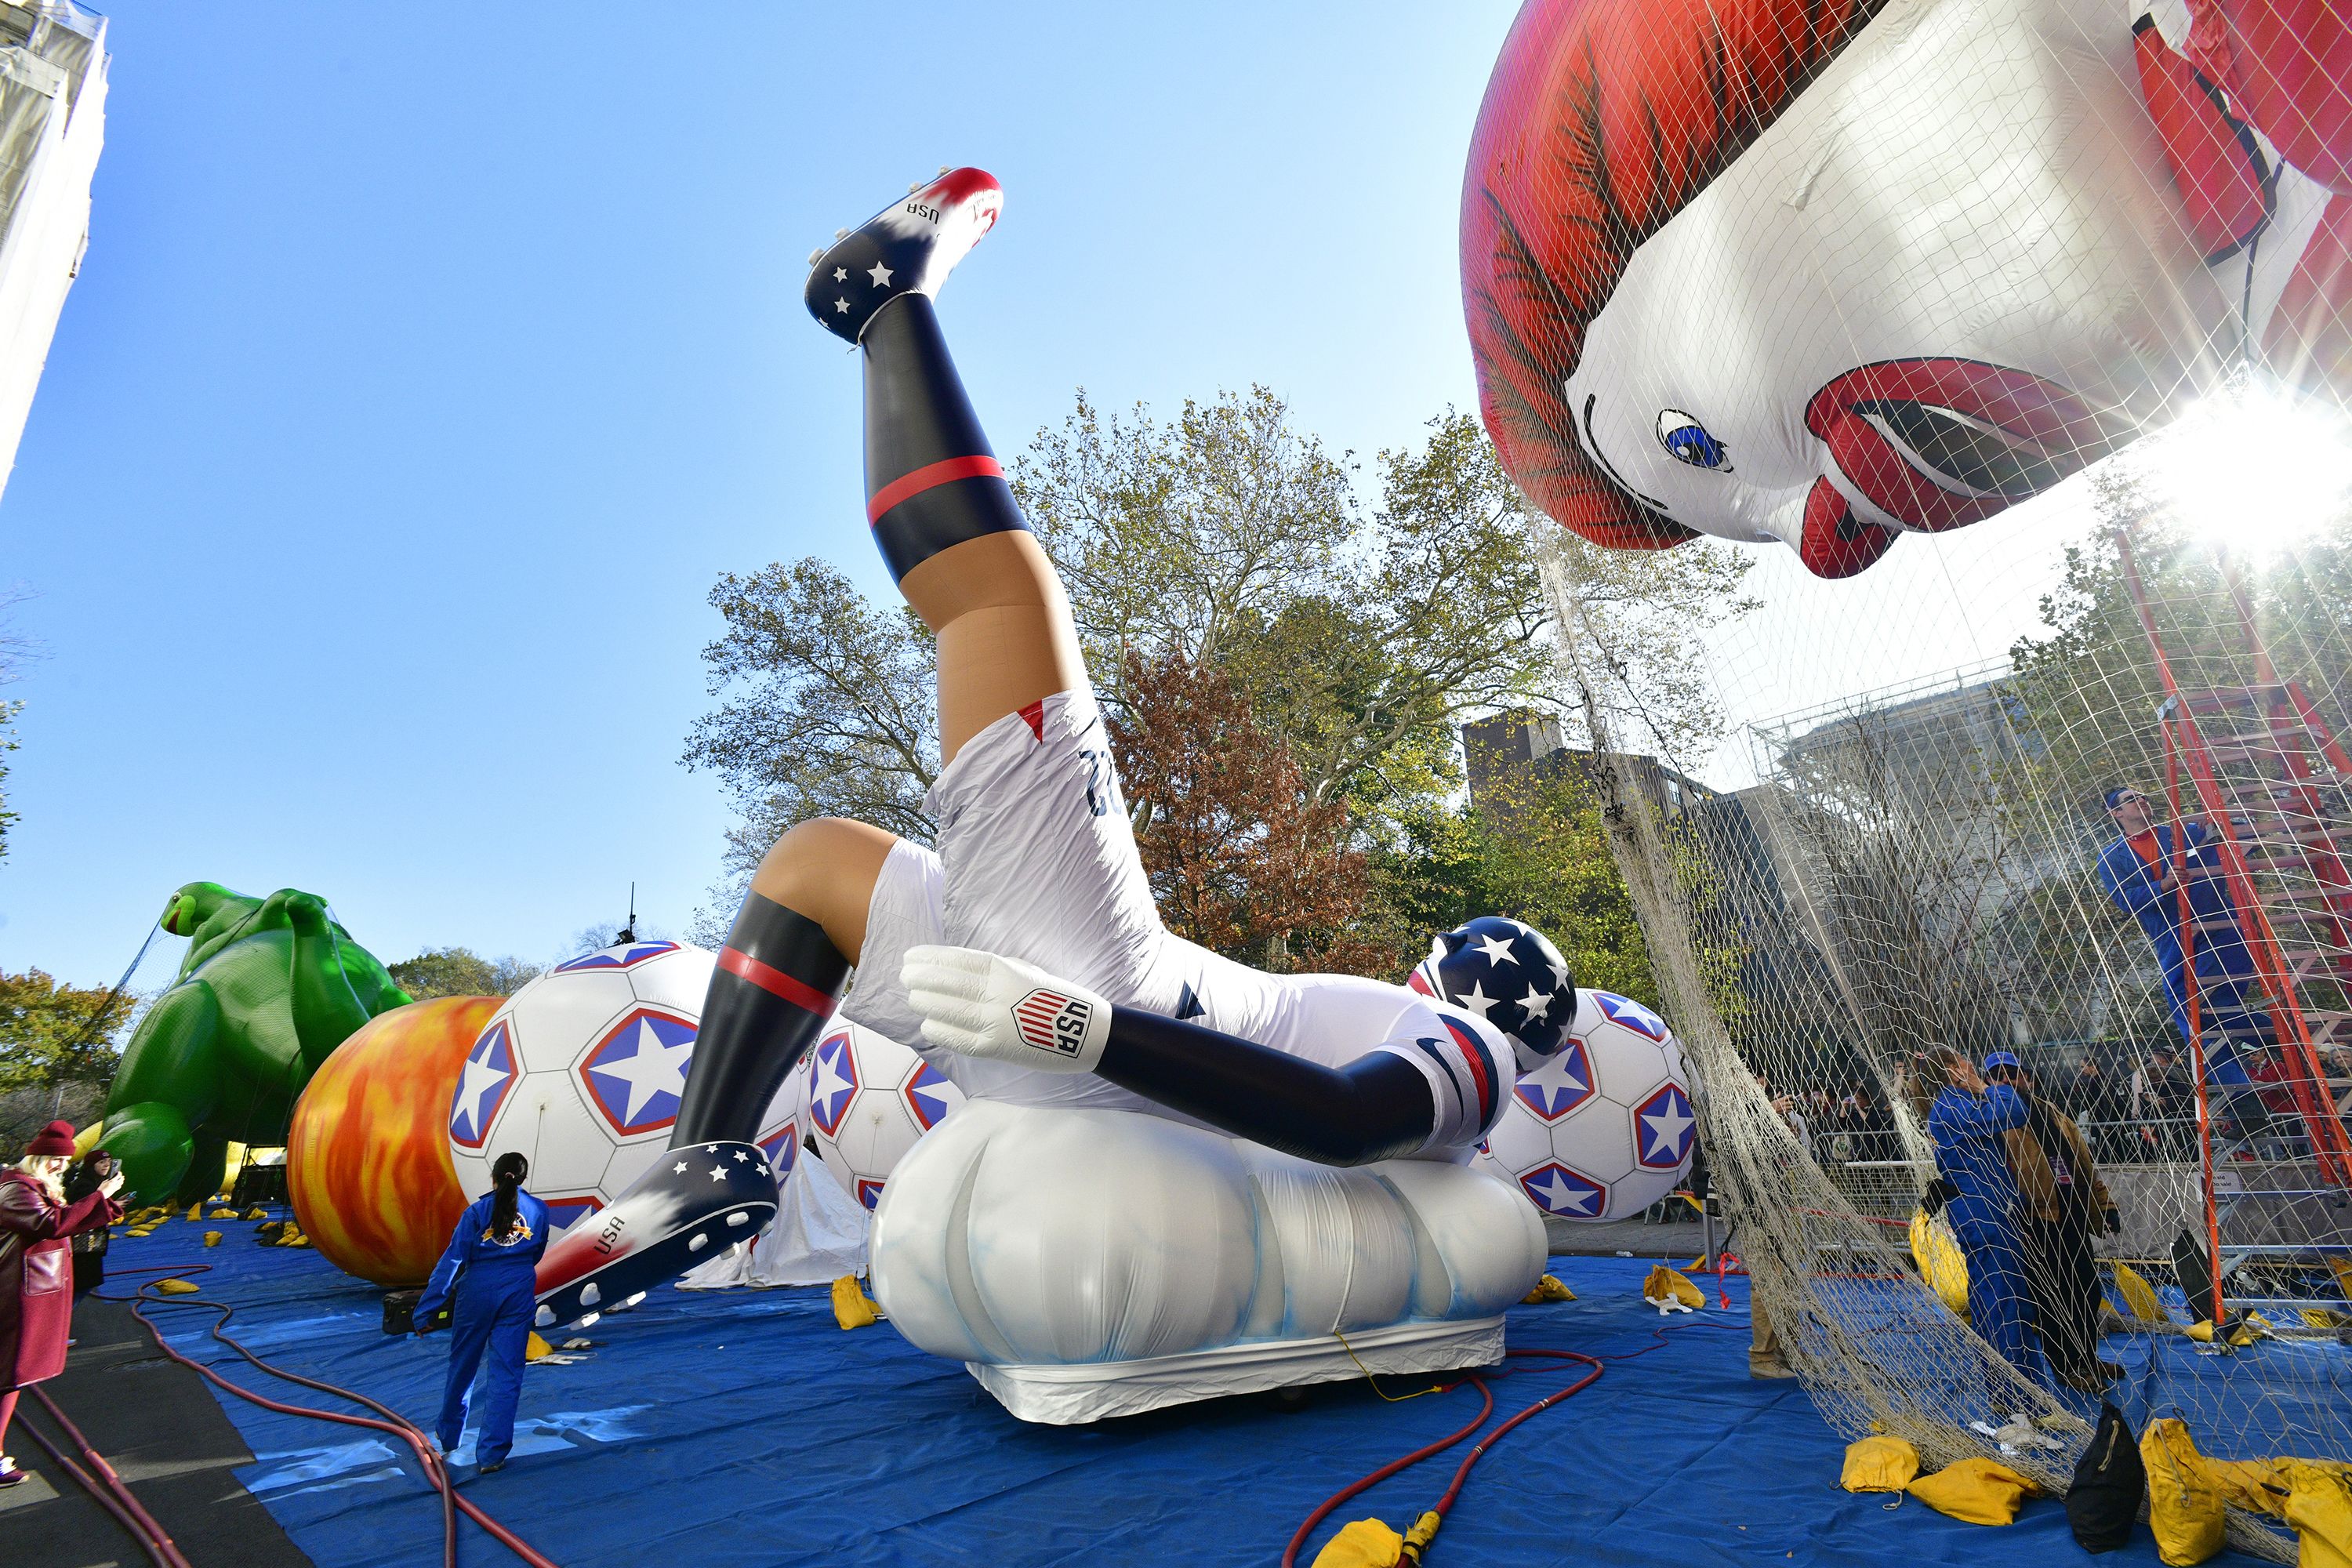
[{"xmin": 0, "ymin": 1, "xmax": 1525, "ymax": 985}]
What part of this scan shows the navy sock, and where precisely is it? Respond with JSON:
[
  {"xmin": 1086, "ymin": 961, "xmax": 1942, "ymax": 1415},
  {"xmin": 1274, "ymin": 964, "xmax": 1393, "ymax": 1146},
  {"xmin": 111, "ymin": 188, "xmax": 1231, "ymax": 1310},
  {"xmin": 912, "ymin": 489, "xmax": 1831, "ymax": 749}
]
[
  {"xmin": 862, "ymin": 294, "xmax": 1030, "ymax": 582},
  {"xmin": 670, "ymin": 892, "xmax": 848, "ymax": 1146}
]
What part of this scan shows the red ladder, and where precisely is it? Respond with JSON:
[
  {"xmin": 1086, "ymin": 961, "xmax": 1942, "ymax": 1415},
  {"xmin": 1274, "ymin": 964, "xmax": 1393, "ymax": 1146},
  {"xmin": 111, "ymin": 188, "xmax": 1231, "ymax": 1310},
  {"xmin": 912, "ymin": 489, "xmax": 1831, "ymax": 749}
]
[{"xmin": 2161, "ymin": 680, "xmax": 2352, "ymax": 1184}]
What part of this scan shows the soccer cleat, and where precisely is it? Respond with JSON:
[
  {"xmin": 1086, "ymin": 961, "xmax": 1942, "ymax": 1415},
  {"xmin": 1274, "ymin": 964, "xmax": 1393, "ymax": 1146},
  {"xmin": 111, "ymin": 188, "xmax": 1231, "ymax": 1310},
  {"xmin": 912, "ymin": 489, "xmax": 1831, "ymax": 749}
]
[
  {"xmin": 532, "ymin": 1140, "xmax": 778, "ymax": 1329},
  {"xmin": 804, "ymin": 167, "xmax": 1003, "ymax": 344}
]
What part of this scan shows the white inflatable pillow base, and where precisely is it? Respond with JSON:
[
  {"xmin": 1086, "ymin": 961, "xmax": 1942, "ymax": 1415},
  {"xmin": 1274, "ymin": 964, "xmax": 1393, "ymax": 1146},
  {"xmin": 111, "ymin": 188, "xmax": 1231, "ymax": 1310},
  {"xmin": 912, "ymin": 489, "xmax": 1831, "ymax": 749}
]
[{"xmin": 869, "ymin": 1100, "xmax": 1547, "ymax": 1424}]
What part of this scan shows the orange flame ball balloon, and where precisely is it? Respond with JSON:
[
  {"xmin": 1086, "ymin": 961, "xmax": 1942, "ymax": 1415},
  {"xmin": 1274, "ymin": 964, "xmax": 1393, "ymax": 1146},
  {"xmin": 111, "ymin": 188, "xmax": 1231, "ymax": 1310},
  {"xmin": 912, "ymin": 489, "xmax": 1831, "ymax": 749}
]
[{"xmin": 289, "ymin": 996, "xmax": 497, "ymax": 1286}]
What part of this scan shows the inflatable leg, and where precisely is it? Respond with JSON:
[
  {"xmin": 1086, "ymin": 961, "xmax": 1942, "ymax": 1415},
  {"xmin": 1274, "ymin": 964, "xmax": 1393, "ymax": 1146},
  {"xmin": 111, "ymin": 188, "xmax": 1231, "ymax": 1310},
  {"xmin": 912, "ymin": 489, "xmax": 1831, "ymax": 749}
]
[
  {"xmin": 99, "ymin": 1098, "xmax": 197, "ymax": 1208},
  {"xmin": 534, "ymin": 824, "xmax": 882, "ymax": 1326},
  {"xmin": 102, "ymin": 979, "xmax": 222, "ymax": 1203},
  {"xmin": 282, "ymin": 890, "xmax": 379, "ymax": 1077},
  {"xmin": 173, "ymin": 1130, "xmax": 230, "ymax": 1209},
  {"xmin": 805, "ymin": 170, "xmax": 1086, "ymax": 761}
]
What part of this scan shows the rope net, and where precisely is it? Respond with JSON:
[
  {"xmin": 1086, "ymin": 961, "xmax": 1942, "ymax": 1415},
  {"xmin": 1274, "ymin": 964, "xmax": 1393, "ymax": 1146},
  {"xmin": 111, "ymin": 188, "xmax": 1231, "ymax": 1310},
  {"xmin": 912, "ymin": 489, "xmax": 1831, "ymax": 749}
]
[
  {"xmin": 1457, "ymin": 0, "xmax": 2352, "ymax": 1552},
  {"xmin": 1537, "ymin": 498, "xmax": 2352, "ymax": 1560}
]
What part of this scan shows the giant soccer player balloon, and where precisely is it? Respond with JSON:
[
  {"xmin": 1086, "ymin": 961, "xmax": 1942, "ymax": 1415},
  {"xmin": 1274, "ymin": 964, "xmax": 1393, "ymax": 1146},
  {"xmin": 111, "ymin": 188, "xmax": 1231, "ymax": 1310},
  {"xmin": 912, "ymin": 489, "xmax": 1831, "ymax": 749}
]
[{"xmin": 1463, "ymin": 0, "xmax": 2352, "ymax": 576}]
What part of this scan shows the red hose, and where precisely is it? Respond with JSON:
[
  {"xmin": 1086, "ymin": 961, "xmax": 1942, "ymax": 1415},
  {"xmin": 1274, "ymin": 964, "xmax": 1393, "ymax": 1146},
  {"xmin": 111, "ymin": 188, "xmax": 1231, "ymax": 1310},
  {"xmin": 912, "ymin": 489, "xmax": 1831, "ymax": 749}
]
[
  {"xmin": 101, "ymin": 1264, "xmax": 561, "ymax": 1568},
  {"xmin": 1279, "ymin": 1378, "xmax": 1494, "ymax": 1568},
  {"xmin": 1282, "ymin": 1347, "xmax": 1605, "ymax": 1567},
  {"xmin": 11, "ymin": 1398, "xmax": 191, "ymax": 1568},
  {"xmin": 25, "ymin": 1384, "xmax": 196, "ymax": 1568}
]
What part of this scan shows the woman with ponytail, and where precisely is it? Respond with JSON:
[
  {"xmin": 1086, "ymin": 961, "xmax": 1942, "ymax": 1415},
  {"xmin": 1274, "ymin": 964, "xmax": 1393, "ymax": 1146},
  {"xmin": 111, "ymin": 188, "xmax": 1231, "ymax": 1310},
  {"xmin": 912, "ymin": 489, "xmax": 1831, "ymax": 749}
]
[{"xmin": 416, "ymin": 1151, "xmax": 547, "ymax": 1472}]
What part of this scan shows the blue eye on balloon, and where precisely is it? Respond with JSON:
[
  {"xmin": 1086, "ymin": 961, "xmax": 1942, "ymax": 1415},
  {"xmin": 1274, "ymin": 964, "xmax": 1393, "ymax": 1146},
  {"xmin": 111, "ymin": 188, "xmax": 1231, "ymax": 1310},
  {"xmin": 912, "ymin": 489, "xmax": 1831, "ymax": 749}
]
[{"xmin": 1656, "ymin": 409, "xmax": 1729, "ymax": 470}]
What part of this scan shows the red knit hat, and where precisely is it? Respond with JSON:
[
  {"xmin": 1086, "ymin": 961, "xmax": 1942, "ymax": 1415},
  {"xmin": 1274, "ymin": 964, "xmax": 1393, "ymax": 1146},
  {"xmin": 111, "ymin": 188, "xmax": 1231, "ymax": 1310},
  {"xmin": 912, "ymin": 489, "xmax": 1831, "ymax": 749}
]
[{"xmin": 25, "ymin": 1120, "xmax": 77, "ymax": 1158}]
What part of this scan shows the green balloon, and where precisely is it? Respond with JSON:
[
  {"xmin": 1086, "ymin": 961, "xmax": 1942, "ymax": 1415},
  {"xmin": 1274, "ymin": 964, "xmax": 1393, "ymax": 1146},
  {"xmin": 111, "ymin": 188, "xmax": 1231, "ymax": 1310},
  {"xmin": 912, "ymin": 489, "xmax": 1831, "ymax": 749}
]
[{"xmin": 101, "ymin": 882, "xmax": 412, "ymax": 1204}]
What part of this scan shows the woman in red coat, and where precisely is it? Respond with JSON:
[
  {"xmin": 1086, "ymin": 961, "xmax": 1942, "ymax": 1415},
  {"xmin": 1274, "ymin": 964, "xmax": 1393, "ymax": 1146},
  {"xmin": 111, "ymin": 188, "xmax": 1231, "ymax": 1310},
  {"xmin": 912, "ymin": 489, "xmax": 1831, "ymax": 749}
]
[{"xmin": 0, "ymin": 1119, "xmax": 122, "ymax": 1486}]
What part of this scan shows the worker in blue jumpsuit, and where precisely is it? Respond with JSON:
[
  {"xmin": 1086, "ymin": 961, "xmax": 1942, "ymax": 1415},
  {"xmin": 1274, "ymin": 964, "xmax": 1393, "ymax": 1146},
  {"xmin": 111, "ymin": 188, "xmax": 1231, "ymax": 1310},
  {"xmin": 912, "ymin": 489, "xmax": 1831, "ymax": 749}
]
[
  {"xmin": 416, "ymin": 1152, "xmax": 547, "ymax": 1472},
  {"xmin": 2094, "ymin": 786, "xmax": 2263, "ymax": 1091},
  {"xmin": 1920, "ymin": 1047, "xmax": 2045, "ymax": 1390}
]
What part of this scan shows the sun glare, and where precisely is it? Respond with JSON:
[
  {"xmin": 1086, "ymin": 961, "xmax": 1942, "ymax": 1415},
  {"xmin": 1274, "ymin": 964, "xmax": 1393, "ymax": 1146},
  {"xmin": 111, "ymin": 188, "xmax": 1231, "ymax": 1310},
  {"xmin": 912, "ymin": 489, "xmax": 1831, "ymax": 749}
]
[{"xmin": 2144, "ymin": 376, "xmax": 2352, "ymax": 556}]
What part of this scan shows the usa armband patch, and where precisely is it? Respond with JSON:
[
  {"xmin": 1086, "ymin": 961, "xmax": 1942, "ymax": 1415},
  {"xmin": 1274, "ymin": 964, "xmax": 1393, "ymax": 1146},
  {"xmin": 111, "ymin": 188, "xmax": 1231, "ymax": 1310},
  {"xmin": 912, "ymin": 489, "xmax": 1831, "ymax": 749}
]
[{"xmin": 1014, "ymin": 988, "xmax": 1095, "ymax": 1058}]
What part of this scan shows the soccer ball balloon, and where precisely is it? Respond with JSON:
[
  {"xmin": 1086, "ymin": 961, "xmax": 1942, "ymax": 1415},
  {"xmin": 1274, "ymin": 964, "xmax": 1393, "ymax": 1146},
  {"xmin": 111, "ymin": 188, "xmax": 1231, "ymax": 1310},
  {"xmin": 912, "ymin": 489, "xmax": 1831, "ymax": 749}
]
[
  {"xmin": 445, "ymin": 940, "xmax": 798, "ymax": 1235},
  {"xmin": 1485, "ymin": 989, "xmax": 1696, "ymax": 1222},
  {"xmin": 803, "ymin": 1018, "xmax": 963, "ymax": 1210}
]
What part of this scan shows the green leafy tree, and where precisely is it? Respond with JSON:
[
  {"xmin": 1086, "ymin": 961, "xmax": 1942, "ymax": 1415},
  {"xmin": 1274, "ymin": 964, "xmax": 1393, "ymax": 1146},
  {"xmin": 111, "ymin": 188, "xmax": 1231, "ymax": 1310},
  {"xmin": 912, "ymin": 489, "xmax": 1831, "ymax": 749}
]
[
  {"xmin": 685, "ymin": 397, "xmax": 1572, "ymax": 925},
  {"xmin": 683, "ymin": 558, "xmax": 939, "ymax": 874},
  {"xmin": 1, "ymin": 968, "xmax": 136, "ymax": 1143},
  {"xmin": 1369, "ymin": 767, "xmax": 1661, "ymax": 1000},
  {"xmin": 1014, "ymin": 395, "xmax": 1559, "ymax": 833},
  {"xmin": 388, "ymin": 947, "xmax": 542, "ymax": 1001}
]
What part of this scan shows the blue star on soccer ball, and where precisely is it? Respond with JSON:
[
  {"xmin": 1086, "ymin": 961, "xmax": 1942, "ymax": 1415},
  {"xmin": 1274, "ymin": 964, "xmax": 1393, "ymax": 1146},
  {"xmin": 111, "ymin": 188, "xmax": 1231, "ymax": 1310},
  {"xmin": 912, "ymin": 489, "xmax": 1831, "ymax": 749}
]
[
  {"xmin": 448, "ymin": 1021, "xmax": 516, "ymax": 1148},
  {"xmin": 1519, "ymin": 1161, "xmax": 1606, "ymax": 1218},
  {"xmin": 1513, "ymin": 1039, "xmax": 1595, "ymax": 1121},
  {"xmin": 1635, "ymin": 1083, "xmax": 1696, "ymax": 1168},
  {"xmin": 1595, "ymin": 992, "xmax": 1668, "ymax": 1042},
  {"xmin": 581, "ymin": 1010, "xmax": 699, "ymax": 1134},
  {"xmin": 808, "ymin": 1032, "xmax": 859, "ymax": 1137}
]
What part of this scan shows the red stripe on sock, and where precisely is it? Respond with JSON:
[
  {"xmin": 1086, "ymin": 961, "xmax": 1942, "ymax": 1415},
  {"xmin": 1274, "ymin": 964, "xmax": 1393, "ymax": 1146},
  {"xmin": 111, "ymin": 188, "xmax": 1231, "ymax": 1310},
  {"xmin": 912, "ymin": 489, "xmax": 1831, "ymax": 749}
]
[
  {"xmin": 1018, "ymin": 700, "xmax": 1045, "ymax": 740},
  {"xmin": 866, "ymin": 455, "xmax": 1004, "ymax": 524},
  {"xmin": 718, "ymin": 946, "xmax": 834, "ymax": 1015}
]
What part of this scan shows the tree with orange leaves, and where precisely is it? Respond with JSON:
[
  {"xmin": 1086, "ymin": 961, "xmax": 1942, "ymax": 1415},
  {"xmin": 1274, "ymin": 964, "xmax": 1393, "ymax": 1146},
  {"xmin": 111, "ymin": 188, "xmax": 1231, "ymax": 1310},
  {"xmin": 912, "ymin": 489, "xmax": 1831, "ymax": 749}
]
[{"xmin": 1109, "ymin": 649, "xmax": 1387, "ymax": 975}]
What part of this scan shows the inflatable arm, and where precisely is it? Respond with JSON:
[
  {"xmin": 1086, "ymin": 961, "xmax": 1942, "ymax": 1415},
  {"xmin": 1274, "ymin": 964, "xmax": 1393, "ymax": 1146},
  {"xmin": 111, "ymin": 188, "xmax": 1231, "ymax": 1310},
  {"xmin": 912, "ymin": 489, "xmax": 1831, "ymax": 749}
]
[
  {"xmin": 1092, "ymin": 1009, "xmax": 1439, "ymax": 1166},
  {"xmin": 902, "ymin": 946, "xmax": 1512, "ymax": 1165}
]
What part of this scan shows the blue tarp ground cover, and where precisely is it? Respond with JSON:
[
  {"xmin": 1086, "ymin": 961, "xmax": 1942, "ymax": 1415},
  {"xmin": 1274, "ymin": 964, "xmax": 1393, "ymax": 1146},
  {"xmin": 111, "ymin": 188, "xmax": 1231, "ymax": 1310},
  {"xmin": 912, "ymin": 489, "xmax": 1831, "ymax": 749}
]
[{"xmin": 101, "ymin": 1221, "xmax": 2270, "ymax": 1567}]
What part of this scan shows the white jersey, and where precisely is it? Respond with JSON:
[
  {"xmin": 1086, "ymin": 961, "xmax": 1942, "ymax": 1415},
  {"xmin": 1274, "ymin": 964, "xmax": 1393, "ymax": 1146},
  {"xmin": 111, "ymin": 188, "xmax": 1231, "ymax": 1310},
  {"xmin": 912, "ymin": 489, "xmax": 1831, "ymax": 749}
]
[{"xmin": 844, "ymin": 691, "xmax": 1515, "ymax": 1156}]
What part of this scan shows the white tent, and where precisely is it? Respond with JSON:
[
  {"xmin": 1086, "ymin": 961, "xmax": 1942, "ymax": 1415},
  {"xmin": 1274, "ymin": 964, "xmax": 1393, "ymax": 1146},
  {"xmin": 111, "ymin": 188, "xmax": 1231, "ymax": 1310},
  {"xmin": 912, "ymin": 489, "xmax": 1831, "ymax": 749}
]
[{"xmin": 677, "ymin": 1155, "xmax": 869, "ymax": 1290}]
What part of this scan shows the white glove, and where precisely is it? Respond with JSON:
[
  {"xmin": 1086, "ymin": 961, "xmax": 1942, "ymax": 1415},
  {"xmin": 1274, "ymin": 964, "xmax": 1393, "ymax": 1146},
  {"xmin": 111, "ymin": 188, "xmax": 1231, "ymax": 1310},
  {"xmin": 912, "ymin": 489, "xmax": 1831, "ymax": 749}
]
[{"xmin": 902, "ymin": 945, "xmax": 1111, "ymax": 1074}]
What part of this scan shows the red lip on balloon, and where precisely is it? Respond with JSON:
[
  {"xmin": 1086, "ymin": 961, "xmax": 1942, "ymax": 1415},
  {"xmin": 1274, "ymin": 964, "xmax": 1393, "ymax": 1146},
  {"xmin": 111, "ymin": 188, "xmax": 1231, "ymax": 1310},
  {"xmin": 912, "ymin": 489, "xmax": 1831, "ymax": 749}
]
[{"xmin": 1804, "ymin": 358, "xmax": 2119, "ymax": 536}]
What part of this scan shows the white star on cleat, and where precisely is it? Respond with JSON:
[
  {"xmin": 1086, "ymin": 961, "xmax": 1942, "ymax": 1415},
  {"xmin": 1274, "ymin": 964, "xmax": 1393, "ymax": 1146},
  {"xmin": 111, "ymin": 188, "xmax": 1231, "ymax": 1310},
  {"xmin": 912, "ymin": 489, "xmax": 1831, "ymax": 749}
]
[
  {"xmin": 708, "ymin": 1166, "xmax": 726, "ymax": 1181},
  {"xmin": 732, "ymin": 1150, "xmax": 748, "ymax": 1162},
  {"xmin": 833, "ymin": 267, "xmax": 847, "ymax": 282},
  {"xmin": 673, "ymin": 1161, "xmax": 688, "ymax": 1174},
  {"xmin": 1457, "ymin": 981, "xmax": 1500, "ymax": 1018},
  {"xmin": 835, "ymin": 297, "xmax": 850, "ymax": 314},
  {"xmin": 1475, "ymin": 932, "xmax": 1516, "ymax": 966},
  {"xmin": 867, "ymin": 260, "xmax": 894, "ymax": 287}
]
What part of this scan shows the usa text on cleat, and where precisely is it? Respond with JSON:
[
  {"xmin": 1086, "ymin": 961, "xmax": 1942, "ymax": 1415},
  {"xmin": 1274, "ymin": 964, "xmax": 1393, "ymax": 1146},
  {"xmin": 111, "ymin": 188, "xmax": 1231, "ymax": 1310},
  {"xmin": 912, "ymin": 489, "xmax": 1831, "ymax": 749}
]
[
  {"xmin": 531, "ymin": 1138, "xmax": 777, "ymax": 1327},
  {"xmin": 802, "ymin": 166, "xmax": 1002, "ymax": 344}
]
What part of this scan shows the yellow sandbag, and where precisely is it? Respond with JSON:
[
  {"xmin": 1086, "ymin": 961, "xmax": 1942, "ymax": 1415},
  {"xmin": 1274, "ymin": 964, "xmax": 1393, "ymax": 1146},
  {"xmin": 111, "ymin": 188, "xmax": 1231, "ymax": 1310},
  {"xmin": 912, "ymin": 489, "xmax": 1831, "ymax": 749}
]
[
  {"xmin": 2283, "ymin": 1460, "xmax": 2352, "ymax": 1568},
  {"xmin": 1311, "ymin": 1518, "xmax": 1403, "ymax": 1568},
  {"xmin": 1523, "ymin": 1274, "xmax": 1575, "ymax": 1304},
  {"xmin": 207, "ymin": 1207, "xmax": 236, "ymax": 1219},
  {"xmin": 1641, "ymin": 1265, "xmax": 1704, "ymax": 1312},
  {"xmin": 2183, "ymin": 1317, "xmax": 2252, "ymax": 1348},
  {"xmin": 524, "ymin": 1330, "xmax": 553, "ymax": 1362},
  {"xmin": 1910, "ymin": 1210, "xmax": 1969, "ymax": 1316},
  {"xmin": 2112, "ymin": 1262, "xmax": 2166, "ymax": 1324},
  {"xmin": 831, "ymin": 1275, "xmax": 880, "ymax": 1330},
  {"xmin": 242, "ymin": 1207, "xmax": 267, "ymax": 1221},
  {"xmin": 1905, "ymin": 1457, "xmax": 2040, "ymax": 1525},
  {"xmin": 2300, "ymin": 1307, "xmax": 2350, "ymax": 1330},
  {"xmin": 202, "ymin": 1230, "xmax": 221, "ymax": 1247},
  {"xmin": 1841, "ymin": 1436, "xmax": 1921, "ymax": 1493},
  {"xmin": 183, "ymin": 1203, "xmax": 201, "ymax": 1221},
  {"xmin": 2143, "ymin": 1418, "xmax": 2228, "ymax": 1566},
  {"xmin": 154, "ymin": 1279, "xmax": 201, "ymax": 1295}
]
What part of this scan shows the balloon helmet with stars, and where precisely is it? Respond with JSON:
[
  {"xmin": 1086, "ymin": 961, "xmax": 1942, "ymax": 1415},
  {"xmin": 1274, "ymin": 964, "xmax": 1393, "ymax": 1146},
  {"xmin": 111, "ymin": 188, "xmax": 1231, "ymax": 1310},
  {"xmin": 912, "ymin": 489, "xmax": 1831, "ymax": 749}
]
[{"xmin": 1408, "ymin": 916, "xmax": 1574, "ymax": 1071}]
